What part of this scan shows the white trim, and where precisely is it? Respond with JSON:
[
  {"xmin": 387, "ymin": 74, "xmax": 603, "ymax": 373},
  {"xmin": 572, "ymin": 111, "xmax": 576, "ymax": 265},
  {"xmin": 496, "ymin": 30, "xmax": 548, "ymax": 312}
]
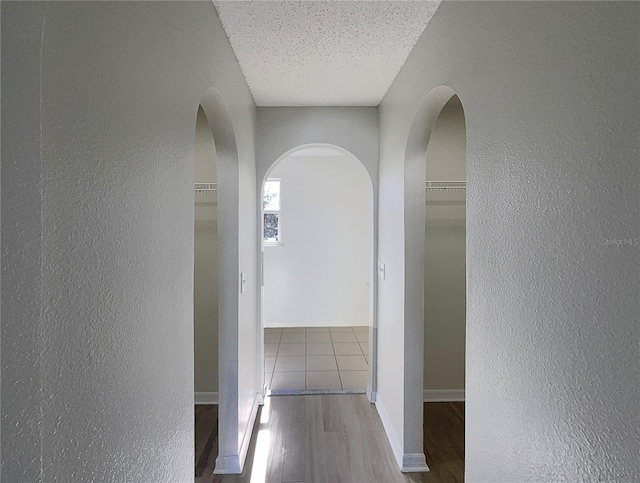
[
  {"xmin": 423, "ymin": 389, "xmax": 465, "ymax": 402},
  {"xmin": 213, "ymin": 455, "xmax": 241, "ymax": 475},
  {"xmin": 195, "ymin": 392, "xmax": 219, "ymax": 405},
  {"xmin": 270, "ymin": 389, "xmax": 365, "ymax": 396},
  {"xmin": 263, "ymin": 241, "xmax": 284, "ymax": 247},
  {"xmin": 238, "ymin": 392, "xmax": 262, "ymax": 472},
  {"xmin": 374, "ymin": 393, "xmax": 403, "ymax": 469},
  {"xmin": 402, "ymin": 453, "xmax": 430, "ymax": 473},
  {"xmin": 366, "ymin": 382, "xmax": 376, "ymax": 403},
  {"xmin": 264, "ymin": 321, "xmax": 369, "ymax": 328}
]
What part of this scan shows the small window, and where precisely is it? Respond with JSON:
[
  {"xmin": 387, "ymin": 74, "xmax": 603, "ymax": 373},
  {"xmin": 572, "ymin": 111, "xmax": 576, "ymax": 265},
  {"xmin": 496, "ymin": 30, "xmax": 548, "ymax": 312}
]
[{"xmin": 263, "ymin": 179, "xmax": 281, "ymax": 244}]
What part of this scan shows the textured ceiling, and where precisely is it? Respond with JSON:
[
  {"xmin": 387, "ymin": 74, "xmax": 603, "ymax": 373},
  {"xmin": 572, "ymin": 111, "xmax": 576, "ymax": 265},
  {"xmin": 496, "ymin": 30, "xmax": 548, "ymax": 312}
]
[{"xmin": 212, "ymin": 1, "xmax": 442, "ymax": 106}]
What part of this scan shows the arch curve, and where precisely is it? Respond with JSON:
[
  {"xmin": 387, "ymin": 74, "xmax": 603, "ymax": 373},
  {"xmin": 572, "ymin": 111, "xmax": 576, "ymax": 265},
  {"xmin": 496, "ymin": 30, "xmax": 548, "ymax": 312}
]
[
  {"xmin": 263, "ymin": 143, "xmax": 374, "ymax": 191},
  {"xmin": 197, "ymin": 87, "xmax": 243, "ymax": 474},
  {"xmin": 402, "ymin": 86, "xmax": 466, "ymax": 472},
  {"xmin": 259, "ymin": 142, "xmax": 377, "ymax": 400}
]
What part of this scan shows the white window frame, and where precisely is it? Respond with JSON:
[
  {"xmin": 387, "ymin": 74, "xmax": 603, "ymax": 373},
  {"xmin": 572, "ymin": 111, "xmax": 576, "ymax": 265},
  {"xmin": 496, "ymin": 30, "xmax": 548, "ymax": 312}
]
[{"xmin": 263, "ymin": 178, "xmax": 282, "ymax": 246}]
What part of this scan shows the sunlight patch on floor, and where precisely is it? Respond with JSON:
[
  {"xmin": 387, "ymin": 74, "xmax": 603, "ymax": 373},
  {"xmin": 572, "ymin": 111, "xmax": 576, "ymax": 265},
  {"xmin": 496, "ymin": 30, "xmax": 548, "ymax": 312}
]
[{"xmin": 250, "ymin": 395, "xmax": 272, "ymax": 483}]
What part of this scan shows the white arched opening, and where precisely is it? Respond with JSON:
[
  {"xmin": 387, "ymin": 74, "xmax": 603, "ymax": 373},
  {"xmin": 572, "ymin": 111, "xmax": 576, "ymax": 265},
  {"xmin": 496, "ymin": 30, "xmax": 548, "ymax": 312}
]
[
  {"xmin": 423, "ymin": 95, "xmax": 466, "ymax": 398},
  {"xmin": 194, "ymin": 88, "xmax": 247, "ymax": 475},
  {"xmin": 194, "ymin": 105, "xmax": 219, "ymax": 398},
  {"xmin": 403, "ymin": 86, "xmax": 467, "ymax": 473},
  {"xmin": 260, "ymin": 144, "xmax": 376, "ymax": 395}
]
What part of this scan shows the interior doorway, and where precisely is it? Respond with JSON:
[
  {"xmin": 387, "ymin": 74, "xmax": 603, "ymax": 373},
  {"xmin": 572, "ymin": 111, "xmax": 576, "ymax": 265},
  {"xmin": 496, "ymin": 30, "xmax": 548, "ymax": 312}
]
[
  {"xmin": 423, "ymin": 95, "xmax": 466, "ymax": 401},
  {"xmin": 193, "ymin": 105, "xmax": 219, "ymax": 475},
  {"xmin": 194, "ymin": 105, "xmax": 219, "ymax": 402},
  {"xmin": 422, "ymin": 94, "xmax": 466, "ymax": 476},
  {"xmin": 402, "ymin": 86, "xmax": 467, "ymax": 473},
  {"xmin": 261, "ymin": 144, "xmax": 374, "ymax": 393}
]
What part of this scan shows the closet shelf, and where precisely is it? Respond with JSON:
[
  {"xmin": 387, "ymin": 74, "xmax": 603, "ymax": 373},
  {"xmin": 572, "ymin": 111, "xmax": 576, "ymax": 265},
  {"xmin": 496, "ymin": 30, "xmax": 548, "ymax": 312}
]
[
  {"xmin": 194, "ymin": 182, "xmax": 217, "ymax": 193},
  {"xmin": 426, "ymin": 181, "xmax": 466, "ymax": 190}
]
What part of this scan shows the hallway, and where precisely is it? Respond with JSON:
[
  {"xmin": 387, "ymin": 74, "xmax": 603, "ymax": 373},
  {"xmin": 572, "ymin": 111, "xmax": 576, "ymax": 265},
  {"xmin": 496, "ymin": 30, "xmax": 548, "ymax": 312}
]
[
  {"xmin": 195, "ymin": 396, "xmax": 464, "ymax": 482},
  {"xmin": 4, "ymin": 2, "xmax": 637, "ymax": 481}
]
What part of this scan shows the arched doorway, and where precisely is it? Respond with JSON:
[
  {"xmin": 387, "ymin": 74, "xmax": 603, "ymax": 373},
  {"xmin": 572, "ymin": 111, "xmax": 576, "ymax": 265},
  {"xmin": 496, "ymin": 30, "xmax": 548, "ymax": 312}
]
[
  {"xmin": 194, "ymin": 106, "xmax": 219, "ymax": 403},
  {"xmin": 260, "ymin": 144, "xmax": 375, "ymax": 394},
  {"xmin": 403, "ymin": 86, "xmax": 467, "ymax": 473},
  {"xmin": 422, "ymin": 94, "xmax": 466, "ymax": 478},
  {"xmin": 193, "ymin": 105, "xmax": 219, "ymax": 475},
  {"xmin": 423, "ymin": 95, "xmax": 466, "ymax": 398},
  {"xmin": 192, "ymin": 88, "xmax": 249, "ymax": 475}
]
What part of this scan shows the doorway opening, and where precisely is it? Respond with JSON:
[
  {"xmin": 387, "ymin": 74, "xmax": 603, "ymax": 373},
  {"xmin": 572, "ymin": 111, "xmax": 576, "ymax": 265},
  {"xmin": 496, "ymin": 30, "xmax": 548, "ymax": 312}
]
[
  {"xmin": 422, "ymin": 94, "xmax": 466, "ymax": 478},
  {"xmin": 261, "ymin": 144, "xmax": 374, "ymax": 393},
  {"xmin": 193, "ymin": 105, "xmax": 219, "ymax": 476},
  {"xmin": 194, "ymin": 106, "xmax": 219, "ymax": 402},
  {"xmin": 193, "ymin": 91, "xmax": 246, "ymax": 475},
  {"xmin": 424, "ymin": 94, "xmax": 466, "ymax": 398},
  {"xmin": 403, "ymin": 86, "xmax": 466, "ymax": 474}
]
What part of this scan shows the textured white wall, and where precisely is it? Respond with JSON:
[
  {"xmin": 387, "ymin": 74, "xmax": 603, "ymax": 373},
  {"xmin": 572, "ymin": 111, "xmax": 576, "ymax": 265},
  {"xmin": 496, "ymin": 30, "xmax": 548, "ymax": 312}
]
[
  {"xmin": 424, "ymin": 99, "xmax": 466, "ymax": 391},
  {"xmin": 194, "ymin": 107, "xmax": 219, "ymax": 393},
  {"xmin": 1, "ymin": 3, "xmax": 47, "ymax": 480},
  {"xmin": 256, "ymin": 107, "xmax": 379, "ymax": 187},
  {"xmin": 2, "ymin": 2, "xmax": 258, "ymax": 480},
  {"xmin": 379, "ymin": 1, "xmax": 639, "ymax": 480},
  {"xmin": 264, "ymin": 153, "xmax": 371, "ymax": 328}
]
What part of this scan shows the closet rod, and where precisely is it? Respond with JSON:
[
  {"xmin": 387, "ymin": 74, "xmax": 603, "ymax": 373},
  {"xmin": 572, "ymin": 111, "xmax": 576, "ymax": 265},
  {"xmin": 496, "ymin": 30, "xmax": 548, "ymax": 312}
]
[
  {"xmin": 194, "ymin": 182, "xmax": 217, "ymax": 192},
  {"xmin": 425, "ymin": 181, "xmax": 466, "ymax": 190}
]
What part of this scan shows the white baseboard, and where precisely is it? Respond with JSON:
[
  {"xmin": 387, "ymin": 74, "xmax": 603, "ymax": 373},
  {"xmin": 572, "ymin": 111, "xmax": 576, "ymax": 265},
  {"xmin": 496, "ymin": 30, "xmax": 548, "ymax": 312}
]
[
  {"xmin": 374, "ymin": 393, "xmax": 403, "ymax": 469},
  {"xmin": 423, "ymin": 389, "xmax": 465, "ymax": 402},
  {"xmin": 195, "ymin": 392, "xmax": 219, "ymax": 405},
  {"xmin": 213, "ymin": 455, "xmax": 241, "ymax": 474},
  {"xmin": 402, "ymin": 453, "xmax": 430, "ymax": 473},
  {"xmin": 264, "ymin": 321, "xmax": 368, "ymax": 328},
  {"xmin": 238, "ymin": 392, "xmax": 262, "ymax": 473},
  {"xmin": 366, "ymin": 382, "xmax": 376, "ymax": 403},
  {"xmin": 214, "ymin": 391, "xmax": 262, "ymax": 475}
]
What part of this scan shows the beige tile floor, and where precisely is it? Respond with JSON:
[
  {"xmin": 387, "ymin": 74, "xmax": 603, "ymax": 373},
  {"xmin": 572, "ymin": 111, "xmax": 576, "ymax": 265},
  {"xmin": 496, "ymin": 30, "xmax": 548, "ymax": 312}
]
[{"xmin": 264, "ymin": 326, "xmax": 369, "ymax": 392}]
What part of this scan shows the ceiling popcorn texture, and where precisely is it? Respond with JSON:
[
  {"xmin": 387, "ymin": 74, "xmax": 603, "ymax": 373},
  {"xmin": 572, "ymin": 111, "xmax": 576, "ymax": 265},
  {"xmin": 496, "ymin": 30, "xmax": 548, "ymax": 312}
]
[{"xmin": 212, "ymin": 1, "xmax": 441, "ymax": 106}]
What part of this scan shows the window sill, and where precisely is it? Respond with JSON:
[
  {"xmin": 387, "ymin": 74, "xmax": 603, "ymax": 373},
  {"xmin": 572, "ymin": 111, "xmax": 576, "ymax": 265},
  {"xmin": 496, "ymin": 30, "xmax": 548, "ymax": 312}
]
[{"xmin": 263, "ymin": 242, "xmax": 284, "ymax": 247}]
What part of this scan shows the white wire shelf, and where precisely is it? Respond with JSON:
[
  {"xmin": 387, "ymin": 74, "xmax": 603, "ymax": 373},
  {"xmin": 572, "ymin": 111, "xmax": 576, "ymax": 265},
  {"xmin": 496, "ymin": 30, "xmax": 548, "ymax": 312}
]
[
  {"xmin": 194, "ymin": 183, "xmax": 217, "ymax": 193},
  {"xmin": 425, "ymin": 181, "xmax": 466, "ymax": 190}
]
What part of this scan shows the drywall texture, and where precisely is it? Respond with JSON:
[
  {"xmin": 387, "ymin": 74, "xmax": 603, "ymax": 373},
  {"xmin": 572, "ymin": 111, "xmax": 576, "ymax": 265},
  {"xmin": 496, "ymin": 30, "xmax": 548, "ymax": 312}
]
[
  {"xmin": 264, "ymin": 153, "xmax": 371, "ymax": 328},
  {"xmin": 378, "ymin": 1, "xmax": 639, "ymax": 480},
  {"xmin": 424, "ymin": 98, "xmax": 466, "ymax": 391},
  {"xmin": 1, "ymin": 2, "xmax": 258, "ymax": 480},
  {"xmin": 214, "ymin": 1, "xmax": 441, "ymax": 106},
  {"xmin": 256, "ymin": 107, "xmax": 379, "ymax": 189},
  {"xmin": 1, "ymin": 3, "xmax": 47, "ymax": 480},
  {"xmin": 194, "ymin": 107, "xmax": 219, "ymax": 393}
]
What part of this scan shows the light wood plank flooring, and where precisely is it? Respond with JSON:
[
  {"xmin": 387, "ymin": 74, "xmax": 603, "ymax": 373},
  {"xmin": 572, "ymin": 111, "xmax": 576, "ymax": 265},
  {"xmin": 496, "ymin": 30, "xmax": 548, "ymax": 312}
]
[{"xmin": 196, "ymin": 396, "xmax": 464, "ymax": 483}]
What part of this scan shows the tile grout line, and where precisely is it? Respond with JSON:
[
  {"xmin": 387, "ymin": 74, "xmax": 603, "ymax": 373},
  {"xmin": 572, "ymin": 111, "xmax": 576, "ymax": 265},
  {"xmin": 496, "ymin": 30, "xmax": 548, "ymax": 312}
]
[
  {"xmin": 352, "ymin": 327, "xmax": 364, "ymax": 357},
  {"xmin": 304, "ymin": 327, "xmax": 308, "ymax": 390},
  {"xmin": 271, "ymin": 329, "xmax": 283, "ymax": 388},
  {"xmin": 266, "ymin": 328, "xmax": 283, "ymax": 388},
  {"xmin": 329, "ymin": 327, "xmax": 344, "ymax": 390}
]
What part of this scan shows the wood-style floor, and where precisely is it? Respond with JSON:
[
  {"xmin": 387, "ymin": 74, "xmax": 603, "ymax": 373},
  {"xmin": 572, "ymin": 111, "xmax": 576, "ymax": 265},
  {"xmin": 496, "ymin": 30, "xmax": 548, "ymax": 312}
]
[{"xmin": 195, "ymin": 395, "xmax": 464, "ymax": 483}]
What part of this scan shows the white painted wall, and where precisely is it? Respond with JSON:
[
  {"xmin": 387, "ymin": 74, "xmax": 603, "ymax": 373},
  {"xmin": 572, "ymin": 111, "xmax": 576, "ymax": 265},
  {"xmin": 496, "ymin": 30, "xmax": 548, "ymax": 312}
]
[
  {"xmin": 424, "ymin": 98, "xmax": 466, "ymax": 392},
  {"xmin": 1, "ymin": 4, "xmax": 47, "ymax": 478},
  {"xmin": 264, "ymin": 152, "xmax": 371, "ymax": 327},
  {"xmin": 1, "ymin": 3, "xmax": 258, "ymax": 480},
  {"xmin": 194, "ymin": 107, "xmax": 219, "ymax": 393},
  {"xmin": 378, "ymin": 1, "xmax": 639, "ymax": 480},
  {"xmin": 256, "ymin": 108, "xmax": 379, "ymax": 188}
]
